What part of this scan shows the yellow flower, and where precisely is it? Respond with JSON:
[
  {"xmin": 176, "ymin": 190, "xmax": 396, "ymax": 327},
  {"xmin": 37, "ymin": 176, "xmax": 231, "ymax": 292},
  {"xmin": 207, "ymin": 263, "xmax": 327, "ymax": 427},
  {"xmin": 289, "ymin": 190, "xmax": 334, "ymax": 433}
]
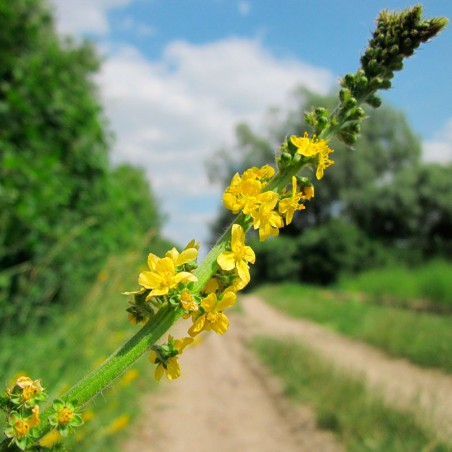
[
  {"xmin": 222, "ymin": 165, "xmax": 274, "ymax": 215},
  {"xmin": 188, "ymin": 291, "xmax": 237, "ymax": 337},
  {"xmin": 15, "ymin": 376, "xmax": 43, "ymax": 403},
  {"xmin": 57, "ymin": 406, "xmax": 74, "ymax": 426},
  {"xmin": 138, "ymin": 257, "xmax": 197, "ymax": 297},
  {"xmin": 278, "ymin": 176, "xmax": 306, "ymax": 225},
  {"xmin": 13, "ymin": 419, "xmax": 30, "ymax": 437},
  {"xmin": 290, "ymin": 133, "xmax": 334, "ymax": 179},
  {"xmin": 149, "ymin": 335, "xmax": 193, "ymax": 382},
  {"xmin": 223, "ymin": 176, "xmax": 262, "ymax": 214},
  {"xmin": 252, "ymin": 192, "xmax": 284, "ymax": 241},
  {"xmin": 217, "ymin": 224, "xmax": 255, "ymax": 282}
]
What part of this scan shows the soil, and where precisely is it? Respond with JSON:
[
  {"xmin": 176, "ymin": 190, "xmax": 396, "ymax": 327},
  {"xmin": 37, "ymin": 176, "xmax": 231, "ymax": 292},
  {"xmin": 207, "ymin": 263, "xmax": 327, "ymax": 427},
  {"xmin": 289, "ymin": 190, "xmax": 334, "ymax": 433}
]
[{"xmin": 124, "ymin": 295, "xmax": 452, "ymax": 451}]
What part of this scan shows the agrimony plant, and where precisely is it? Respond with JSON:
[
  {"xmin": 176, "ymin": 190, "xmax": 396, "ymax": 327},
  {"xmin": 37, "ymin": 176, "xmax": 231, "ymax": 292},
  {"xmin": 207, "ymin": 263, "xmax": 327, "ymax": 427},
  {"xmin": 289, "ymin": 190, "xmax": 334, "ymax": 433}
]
[{"xmin": 0, "ymin": 5, "xmax": 447, "ymax": 451}]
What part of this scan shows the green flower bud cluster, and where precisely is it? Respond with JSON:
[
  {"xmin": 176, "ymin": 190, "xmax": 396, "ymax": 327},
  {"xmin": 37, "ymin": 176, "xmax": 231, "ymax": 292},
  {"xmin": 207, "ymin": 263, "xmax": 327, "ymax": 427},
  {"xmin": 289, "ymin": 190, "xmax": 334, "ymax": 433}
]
[
  {"xmin": 305, "ymin": 107, "xmax": 331, "ymax": 136},
  {"xmin": 329, "ymin": 5, "xmax": 447, "ymax": 145}
]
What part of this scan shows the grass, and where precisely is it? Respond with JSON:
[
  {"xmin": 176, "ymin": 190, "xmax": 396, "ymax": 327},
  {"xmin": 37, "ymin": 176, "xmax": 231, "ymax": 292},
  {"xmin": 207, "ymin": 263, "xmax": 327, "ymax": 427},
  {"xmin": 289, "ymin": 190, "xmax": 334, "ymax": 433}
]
[
  {"xmin": 0, "ymin": 236, "xmax": 172, "ymax": 451},
  {"xmin": 252, "ymin": 336, "xmax": 451, "ymax": 452},
  {"xmin": 338, "ymin": 260, "xmax": 452, "ymax": 313},
  {"xmin": 254, "ymin": 283, "xmax": 452, "ymax": 373}
]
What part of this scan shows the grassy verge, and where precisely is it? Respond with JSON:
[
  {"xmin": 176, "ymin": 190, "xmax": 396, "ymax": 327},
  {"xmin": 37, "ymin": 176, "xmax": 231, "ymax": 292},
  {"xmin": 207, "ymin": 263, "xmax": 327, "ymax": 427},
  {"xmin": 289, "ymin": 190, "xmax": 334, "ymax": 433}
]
[
  {"xmin": 252, "ymin": 336, "xmax": 451, "ymax": 452},
  {"xmin": 254, "ymin": 283, "xmax": 452, "ymax": 373},
  {"xmin": 338, "ymin": 260, "xmax": 452, "ymax": 313},
  {"xmin": 0, "ymin": 236, "xmax": 171, "ymax": 451}
]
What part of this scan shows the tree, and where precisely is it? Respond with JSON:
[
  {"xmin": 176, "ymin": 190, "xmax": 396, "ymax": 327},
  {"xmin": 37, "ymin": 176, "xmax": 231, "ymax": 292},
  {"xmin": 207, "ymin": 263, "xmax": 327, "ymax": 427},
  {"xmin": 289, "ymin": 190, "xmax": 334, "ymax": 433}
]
[{"xmin": 0, "ymin": 0, "xmax": 164, "ymax": 327}]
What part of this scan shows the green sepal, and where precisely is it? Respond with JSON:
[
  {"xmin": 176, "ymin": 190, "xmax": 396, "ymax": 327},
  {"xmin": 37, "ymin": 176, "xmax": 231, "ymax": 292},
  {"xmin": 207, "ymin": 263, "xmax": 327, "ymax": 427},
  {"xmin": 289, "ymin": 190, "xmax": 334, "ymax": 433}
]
[{"xmin": 71, "ymin": 414, "xmax": 83, "ymax": 427}]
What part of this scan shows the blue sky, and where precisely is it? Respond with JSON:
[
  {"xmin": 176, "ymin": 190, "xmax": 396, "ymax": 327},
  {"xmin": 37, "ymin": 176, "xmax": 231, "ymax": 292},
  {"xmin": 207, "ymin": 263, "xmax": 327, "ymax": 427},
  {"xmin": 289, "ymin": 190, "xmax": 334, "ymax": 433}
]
[{"xmin": 50, "ymin": 0, "xmax": 452, "ymax": 254}]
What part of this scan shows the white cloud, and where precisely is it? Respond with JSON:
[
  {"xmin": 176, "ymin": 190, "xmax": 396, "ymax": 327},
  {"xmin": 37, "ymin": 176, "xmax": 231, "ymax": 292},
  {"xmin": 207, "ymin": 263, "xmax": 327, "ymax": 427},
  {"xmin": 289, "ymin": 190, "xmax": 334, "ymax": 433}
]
[
  {"xmin": 423, "ymin": 118, "xmax": 452, "ymax": 163},
  {"xmin": 96, "ymin": 37, "xmax": 334, "ymax": 253},
  {"xmin": 50, "ymin": 0, "xmax": 133, "ymax": 35},
  {"xmin": 238, "ymin": 1, "xmax": 251, "ymax": 16}
]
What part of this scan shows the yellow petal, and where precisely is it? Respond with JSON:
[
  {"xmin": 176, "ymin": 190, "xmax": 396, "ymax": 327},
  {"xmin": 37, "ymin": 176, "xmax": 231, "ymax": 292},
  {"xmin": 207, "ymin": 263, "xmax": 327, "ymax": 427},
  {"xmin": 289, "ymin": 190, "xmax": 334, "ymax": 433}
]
[
  {"xmin": 173, "ymin": 271, "xmax": 198, "ymax": 284},
  {"xmin": 201, "ymin": 293, "xmax": 217, "ymax": 312},
  {"xmin": 231, "ymin": 224, "xmax": 245, "ymax": 250},
  {"xmin": 155, "ymin": 364, "xmax": 164, "ymax": 382},
  {"xmin": 216, "ymin": 292, "xmax": 237, "ymax": 311},
  {"xmin": 175, "ymin": 248, "xmax": 198, "ymax": 266},
  {"xmin": 149, "ymin": 287, "xmax": 169, "ymax": 297},
  {"xmin": 217, "ymin": 251, "xmax": 236, "ymax": 271},
  {"xmin": 149, "ymin": 350, "xmax": 158, "ymax": 364},
  {"xmin": 236, "ymin": 260, "xmax": 250, "ymax": 283},
  {"xmin": 174, "ymin": 337, "xmax": 194, "ymax": 353},
  {"xmin": 147, "ymin": 253, "xmax": 159, "ymax": 271},
  {"xmin": 155, "ymin": 257, "xmax": 175, "ymax": 275},
  {"xmin": 188, "ymin": 316, "xmax": 206, "ymax": 337},
  {"xmin": 203, "ymin": 278, "xmax": 219, "ymax": 294},
  {"xmin": 122, "ymin": 287, "xmax": 146, "ymax": 296},
  {"xmin": 244, "ymin": 245, "xmax": 255, "ymax": 264},
  {"xmin": 29, "ymin": 405, "xmax": 40, "ymax": 428},
  {"xmin": 165, "ymin": 247, "xmax": 179, "ymax": 262},
  {"xmin": 211, "ymin": 313, "xmax": 229, "ymax": 335},
  {"xmin": 138, "ymin": 271, "xmax": 163, "ymax": 289},
  {"xmin": 166, "ymin": 358, "xmax": 181, "ymax": 380},
  {"xmin": 285, "ymin": 208, "xmax": 294, "ymax": 225}
]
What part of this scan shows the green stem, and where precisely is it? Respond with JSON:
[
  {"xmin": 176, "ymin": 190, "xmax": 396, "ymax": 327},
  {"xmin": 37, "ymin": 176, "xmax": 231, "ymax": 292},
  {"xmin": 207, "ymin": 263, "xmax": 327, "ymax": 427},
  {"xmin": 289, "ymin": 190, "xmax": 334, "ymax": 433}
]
[
  {"xmin": 0, "ymin": 304, "xmax": 181, "ymax": 450},
  {"xmin": 0, "ymin": 139, "xmax": 314, "ymax": 452}
]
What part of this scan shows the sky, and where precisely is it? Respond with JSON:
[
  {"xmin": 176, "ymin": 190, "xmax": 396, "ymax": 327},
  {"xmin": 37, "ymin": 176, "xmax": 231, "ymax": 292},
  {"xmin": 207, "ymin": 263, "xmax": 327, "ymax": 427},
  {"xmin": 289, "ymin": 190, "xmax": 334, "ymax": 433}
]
[{"xmin": 49, "ymin": 0, "xmax": 452, "ymax": 255}]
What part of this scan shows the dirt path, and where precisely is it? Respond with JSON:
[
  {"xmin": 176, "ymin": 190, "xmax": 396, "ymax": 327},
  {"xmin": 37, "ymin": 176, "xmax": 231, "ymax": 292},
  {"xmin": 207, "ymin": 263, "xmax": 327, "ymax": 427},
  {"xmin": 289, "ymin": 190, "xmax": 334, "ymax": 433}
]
[
  {"xmin": 124, "ymin": 309, "xmax": 342, "ymax": 452},
  {"xmin": 125, "ymin": 295, "xmax": 452, "ymax": 450},
  {"xmin": 241, "ymin": 295, "xmax": 452, "ymax": 445}
]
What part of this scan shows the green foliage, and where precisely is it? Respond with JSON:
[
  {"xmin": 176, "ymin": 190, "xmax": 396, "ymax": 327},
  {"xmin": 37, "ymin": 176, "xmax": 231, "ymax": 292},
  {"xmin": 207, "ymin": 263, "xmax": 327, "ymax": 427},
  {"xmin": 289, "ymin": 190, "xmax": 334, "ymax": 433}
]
[
  {"xmin": 0, "ymin": 0, "xmax": 164, "ymax": 327},
  {"xmin": 255, "ymin": 283, "xmax": 452, "ymax": 373},
  {"xmin": 253, "ymin": 336, "xmax": 451, "ymax": 452},
  {"xmin": 347, "ymin": 163, "xmax": 452, "ymax": 257}
]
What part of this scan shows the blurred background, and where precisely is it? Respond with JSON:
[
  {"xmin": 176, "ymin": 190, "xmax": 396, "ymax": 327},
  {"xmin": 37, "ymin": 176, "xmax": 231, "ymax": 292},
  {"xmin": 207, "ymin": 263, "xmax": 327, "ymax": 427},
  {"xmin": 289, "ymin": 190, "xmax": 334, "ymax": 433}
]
[{"xmin": 1, "ymin": 0, "xmax": 452, "ymax": 451}]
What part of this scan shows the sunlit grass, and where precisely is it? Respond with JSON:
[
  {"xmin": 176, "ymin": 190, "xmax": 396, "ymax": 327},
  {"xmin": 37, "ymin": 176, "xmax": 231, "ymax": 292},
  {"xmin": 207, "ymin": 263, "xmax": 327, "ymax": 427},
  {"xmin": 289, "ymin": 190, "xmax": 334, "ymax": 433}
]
[
  {"xmin": 254, "ymin": 283, "xmax": 452, "ymax": 373},
  {"xmin": 252, "ymin": 336, "xmax": 451, "ymax": 452},
  {"xmin": 339, "ymin": 260, "xmax": 452, "ymax": 313}
]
